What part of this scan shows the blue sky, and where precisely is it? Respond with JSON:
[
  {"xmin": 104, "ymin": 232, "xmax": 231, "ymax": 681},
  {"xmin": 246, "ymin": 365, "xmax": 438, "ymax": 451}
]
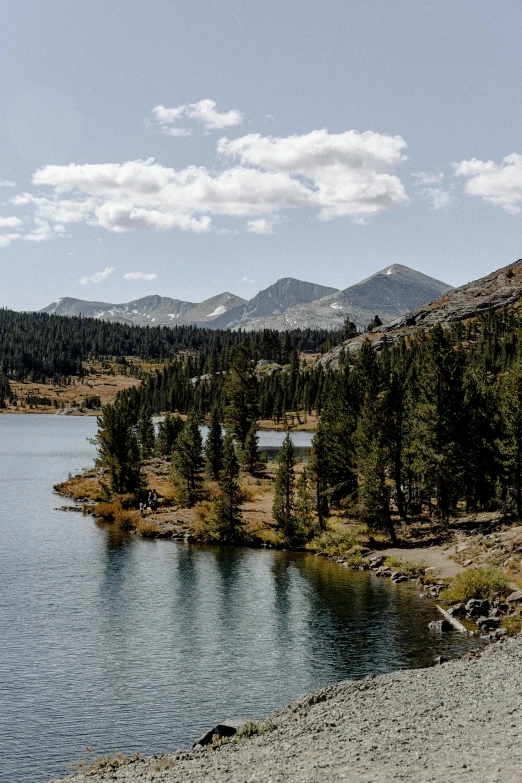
[{"xmin": 1, "ymin": 0, "xmax": 521, "ymax": 310}]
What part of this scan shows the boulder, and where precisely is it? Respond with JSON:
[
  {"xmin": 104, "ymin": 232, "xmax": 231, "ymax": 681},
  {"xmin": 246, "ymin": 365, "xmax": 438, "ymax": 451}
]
[
  {"xmin": 391, "ymin": 572, "xmax": 408, "ymax": 583},
  {"xmin": 477, "ymin": 616, "xmax": 500, "ymax": 630},
  {"xmin": 506, "ymin": 590, "xmax": 522, "ymax": 604},
  {"xmin": 193, "ymin": 719, "xmax": 250, "ymax": 747},
  {"xmin": 428, "ymin": 619, "xmax": 452, "ymax": 632},
  {"xmin": 448, "ymin": 603, "xmax": 466, "ymax": 617},
  {"xmin": 465, "ymin": 599, "xmax": 490, "ymax": 617},
  {"xmin": 368, "ymin": 555, "xmax": 386, "ymax": 569}
]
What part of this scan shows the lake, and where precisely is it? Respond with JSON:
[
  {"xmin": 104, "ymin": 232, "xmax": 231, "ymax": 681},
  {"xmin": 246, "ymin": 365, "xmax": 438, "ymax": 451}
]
[{"xmin": 0, "ymin": 415, "xmax": 479, "ymax": 782}]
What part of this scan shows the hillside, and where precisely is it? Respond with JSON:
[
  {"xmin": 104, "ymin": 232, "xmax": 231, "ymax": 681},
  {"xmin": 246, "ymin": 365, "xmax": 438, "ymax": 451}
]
[
  {"xmin": 319, "ymin": 259, "xmax": 522, "ymax": 368},
  {"xmin": 238, "ymin": 264, "xmax": 452, "ymax": 332}
]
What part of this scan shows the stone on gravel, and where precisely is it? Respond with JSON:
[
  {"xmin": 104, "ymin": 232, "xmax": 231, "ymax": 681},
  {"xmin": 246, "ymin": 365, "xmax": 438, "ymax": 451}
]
[{"xmin": 465, "ymin": 598, "xmax": 490, "ymax": 617}]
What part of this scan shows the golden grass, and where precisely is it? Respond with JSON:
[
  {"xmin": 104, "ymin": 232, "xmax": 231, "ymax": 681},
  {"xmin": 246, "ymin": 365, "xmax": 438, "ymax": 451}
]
[{"xmin": 134, "ymin": 518, "xmax": 161, "ymax": 537}]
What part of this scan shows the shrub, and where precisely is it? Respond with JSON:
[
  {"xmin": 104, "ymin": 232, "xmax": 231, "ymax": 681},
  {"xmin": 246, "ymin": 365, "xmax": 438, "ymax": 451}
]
[
  {"xmin": 236, "ymin": 719, "xmax": 275, "ymax": 739},
  {"xmin": 135, "ymin": 518, "xmax": 160, "ymax": 537},
  {"xmin": 83, "ymin": 753, "xmax": 140, "ymax": 773},
  {"xmin": 440, "ymin": 567, "xmax": 509, "ymax": 603},
  {"xmin": 114, "ymin": 508, "xmax": 138, "ymax": 531},
  {"xmin": 502, "ymin": 615, "xmax": 522, "ymax": 636},
  {"xmin": 311, "ymin": 523, "xmax": 357, "ymax": 557},
  {"xmin": 94, "ymin": 500, "xmax": 122, "ymax": 520},
  {"xmin": 343, "ymin": 548, "xmax": 368, "ymax": 569},
  {"xmin": 384, "ymin": 557, "xmax": 426, "ymax": 578}
]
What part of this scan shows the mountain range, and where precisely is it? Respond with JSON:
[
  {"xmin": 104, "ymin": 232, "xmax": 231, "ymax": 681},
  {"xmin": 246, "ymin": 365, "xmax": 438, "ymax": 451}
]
[{"xmin": 40, "ymin": 264, "xmax": 452, "ymax": 332}]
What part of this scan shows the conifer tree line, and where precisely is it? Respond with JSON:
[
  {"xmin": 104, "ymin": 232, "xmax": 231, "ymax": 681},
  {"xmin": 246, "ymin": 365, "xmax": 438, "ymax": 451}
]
[
  {"xmin": 309, "ymin": 312, "xmax": 522, "ymax": 540},
  {"xmin": 0, "ymin": 307, "xmax": 332, "ymax": 403}
]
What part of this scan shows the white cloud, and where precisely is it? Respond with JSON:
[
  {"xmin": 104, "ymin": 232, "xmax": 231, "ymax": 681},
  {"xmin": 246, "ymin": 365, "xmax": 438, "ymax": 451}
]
[
  {"xmin": 0, "ymin": 216, "xmax": 22, "ymax": 228},
  {"xmin": 411, "ymin": 171, "xmax": 452, "ymax": 210},
  {"xmin": 247, "ymin": 218, "xmax": 274, "ymax": 234},
  {"xmin": 238, "ymin": 275, "xmax": 256, "ymax": 285},
  {"xmin": 219, "ymin": 129, "xmax": 409, "ymax": 220},
  {"xmin": 150, "ymin": 99, "xmax": 243, "ymax": 136},
  {"xmin": 0, "ymin": 180, "xmax": 15, "ymax": 188},
  {"xmin": 454, "ymin": 153, "xmax": 522, "ymax": 214},
  {"xmin": 124, "ymin": 271, "xmax": 158, "ymax": 280},
  {"xmin": 8, "ymin": 127, "xmax": 408, "ymax": 245},
  {"xmin": 79, "ymin": 266, "xmax": 114, "ymax": 285}
]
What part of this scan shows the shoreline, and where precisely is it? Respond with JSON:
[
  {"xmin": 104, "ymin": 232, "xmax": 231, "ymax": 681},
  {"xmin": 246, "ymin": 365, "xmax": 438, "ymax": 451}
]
[
  {"xmin": 48, "ymin": 633, "xmax": 522, "ymax": 783},
  {"xmin": 49, "ymin": 465, "xmax": 522, "ymax": 782}
]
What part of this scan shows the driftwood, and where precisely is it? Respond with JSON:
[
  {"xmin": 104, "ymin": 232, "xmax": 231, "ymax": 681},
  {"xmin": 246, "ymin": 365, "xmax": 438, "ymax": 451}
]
[{"xmin": 436, "ymin": 605, "xmax": 470, "ymax": 634}]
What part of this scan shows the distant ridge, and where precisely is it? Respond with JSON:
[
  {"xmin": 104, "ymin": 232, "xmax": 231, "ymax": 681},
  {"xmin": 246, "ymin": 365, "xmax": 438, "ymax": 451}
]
[{"xmin": 38, "ymin": 265, "xmax": 452, "ymax": 333}]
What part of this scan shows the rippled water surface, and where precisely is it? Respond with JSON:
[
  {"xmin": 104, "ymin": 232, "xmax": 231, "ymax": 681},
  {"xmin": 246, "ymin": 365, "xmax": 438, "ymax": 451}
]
[{"xmin": 0, "ymin": 416, "xmax": 479, "ymax": 783}]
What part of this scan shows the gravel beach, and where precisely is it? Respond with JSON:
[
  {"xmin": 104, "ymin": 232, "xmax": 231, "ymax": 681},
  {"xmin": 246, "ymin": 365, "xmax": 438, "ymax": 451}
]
[{"xmin": 49, "ymin": 634, "xmax": 522, "ymax": 783}]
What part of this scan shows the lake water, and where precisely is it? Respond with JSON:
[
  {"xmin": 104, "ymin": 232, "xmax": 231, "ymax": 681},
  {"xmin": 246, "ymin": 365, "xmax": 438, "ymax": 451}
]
[{"xmin": 0, "ymin": 415, "xmax": 480, "ymax": 783}]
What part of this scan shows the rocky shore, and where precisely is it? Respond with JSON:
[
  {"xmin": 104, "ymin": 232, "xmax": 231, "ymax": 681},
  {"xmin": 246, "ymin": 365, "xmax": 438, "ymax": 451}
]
[{"xmin": 49, "ymin": 633, "xmax": 522, "ymax": 783}]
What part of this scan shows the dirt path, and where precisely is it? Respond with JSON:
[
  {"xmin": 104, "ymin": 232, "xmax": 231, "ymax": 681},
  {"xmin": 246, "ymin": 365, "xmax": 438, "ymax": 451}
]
[{"xmin": 375, "ymin": 545, "xmax": 463, "ymax": 579}]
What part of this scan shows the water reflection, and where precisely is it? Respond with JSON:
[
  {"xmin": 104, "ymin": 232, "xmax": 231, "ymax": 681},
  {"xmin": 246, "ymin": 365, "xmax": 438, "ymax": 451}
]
[{"xmin": 0, "ymin": 416, "xmax": 480, "ymax": 783}]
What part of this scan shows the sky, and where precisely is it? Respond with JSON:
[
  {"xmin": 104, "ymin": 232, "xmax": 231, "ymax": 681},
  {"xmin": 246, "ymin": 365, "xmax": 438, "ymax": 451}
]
[{"xmin": 1, "ymin": 0, "xmax": 522, "ymax": 311}]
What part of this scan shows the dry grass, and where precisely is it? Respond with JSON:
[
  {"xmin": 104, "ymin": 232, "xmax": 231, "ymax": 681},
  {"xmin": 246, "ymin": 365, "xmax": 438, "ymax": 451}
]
[
  {"xmin": 134, "ymin": 518, "xmax": 161, "ymax": 537},
  {"xmin": 94, "ymin": 501, "xmax": 121, "ymax": 520},
  {"xmin": 2, "ymin": 369, "xmax": 142, "ymax": 415},
  {"xmin": 114, "ymin": 508, "xmax": 139, "ymax": 531},
  {"xmin": 54, "ymin": 474, "xmax": 106, "ymax": 502},
  {"xmin": 80, "ymin": 753, "xmax": 141, "ymax": 773}
]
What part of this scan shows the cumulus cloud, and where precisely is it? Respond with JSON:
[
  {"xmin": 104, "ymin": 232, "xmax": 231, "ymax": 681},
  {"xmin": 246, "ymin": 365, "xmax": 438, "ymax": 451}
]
[
  {"xmin": 454, "ymin": 153, "xmax": 522, "ymax": 214},
  {"xmin": 150, "ymin": 99, "xmax": 243, "ymax": 136},
  {"xmin": 4, "ymin": 127, "xmax": 409, "ymax": 246},
  {"xmin": 247, "ymin": 218, "xmax": 274, "ymax": 234},
  {"xmin": 412, "ymin": 171, "xmax": 452, "ymax": 210},
  {"xmin": 124, "ymin": 271, "xmax": 158, "ymax": 280},
  {"xmin": 79, "ymin": 266, "xmax": 114, "ymax": 285},
  {"xmin": 238, "ymin": 275, "xmax": 256, "ymax": 285},
  {"xmin": 219, "ymin": 129, "xmax": 409, "ymax": 220},
  {"xmin": 0, "ymin": 180, "xmax": 15, "ymax": 188},
  {"xmin": 0, "ymin": 216, "xmax": 22, "ymax": 228}
]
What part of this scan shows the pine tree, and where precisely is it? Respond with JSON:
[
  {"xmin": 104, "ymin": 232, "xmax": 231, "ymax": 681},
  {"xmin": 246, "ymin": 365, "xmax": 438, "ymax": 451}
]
[
  {"xmin": 273, "ymin": 433, "xmax": 297, "ymax": 543},
  {"xmin": 242, "ymin": 422, "xmax": 261, "ymax": 475},
  {"xmin": 224, "ymin": 347, "xmax": 259, "ymax": 447},
  {"xmin": 205, "ymin": 407, "xmax": 224, "ymax": 480},
  {"xmin": 309, "ymin": 423, "xmax": 329, "ymax": 527},
  {"xmin": 156, "ymin": 413, "xmax": 184, "ymax": 456},
  {"xmin": 500, "ymin": 354, "xmax": 522, "ymax": 518},
  {"xmin": 355, "ymin": 390, "xmax": 395, "ymax": 542},
  {"xmin": 94, "ymin": 400, "xmax": 144, "ymax": 495},
  {"xmin": 295, "ymin": 467, "xmax": 316, "ymax": 541},
  {"xmin": 212, "ymin": 434, "xmax": 244, "ymax": 541},
  {"xmin": 410, "ymin": 325, "xmax": 466, "ymax": 520},
  {"xmin": 137, "ymin": 404, "xmax": 155, "ymax": 459},
  {"xmin": 172, "ymin": 410, "xmax": 204, "ymax": 506}
]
